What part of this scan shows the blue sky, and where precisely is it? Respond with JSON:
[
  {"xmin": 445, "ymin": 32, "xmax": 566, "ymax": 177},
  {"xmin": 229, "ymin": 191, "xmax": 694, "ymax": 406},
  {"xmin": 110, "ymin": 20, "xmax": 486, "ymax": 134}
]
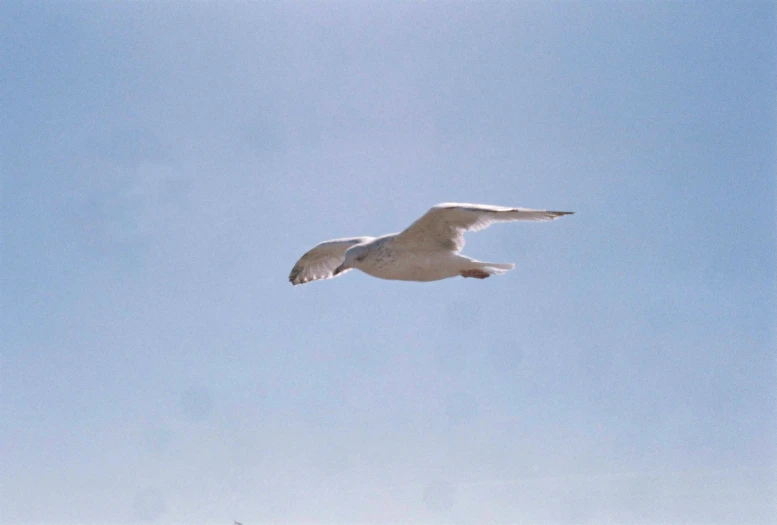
[{"xmin": 1, "ymin": 2, "xmax": 775, "ymax": 524}]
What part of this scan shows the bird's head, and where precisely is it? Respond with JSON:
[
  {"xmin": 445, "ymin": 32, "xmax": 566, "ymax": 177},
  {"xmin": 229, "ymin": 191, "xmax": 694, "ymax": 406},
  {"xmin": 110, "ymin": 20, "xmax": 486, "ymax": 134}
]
[{"xmin": 334, "ymin": 244, "xmax": 369, "ymax": 276}]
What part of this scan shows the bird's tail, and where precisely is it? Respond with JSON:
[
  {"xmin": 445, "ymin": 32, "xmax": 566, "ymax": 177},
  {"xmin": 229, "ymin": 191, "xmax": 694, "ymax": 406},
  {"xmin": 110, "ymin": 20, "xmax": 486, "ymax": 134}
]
[{"xmin": 479, "ymin": 262, "xmax": 515, "ymax": 276}]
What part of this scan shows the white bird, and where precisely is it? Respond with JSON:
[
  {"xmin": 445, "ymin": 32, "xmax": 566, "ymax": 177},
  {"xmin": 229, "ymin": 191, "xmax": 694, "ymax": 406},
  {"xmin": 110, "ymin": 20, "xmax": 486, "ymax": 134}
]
[{"xmin": 288, "ymin": 203, "xmax": 573, "ymax": 285}]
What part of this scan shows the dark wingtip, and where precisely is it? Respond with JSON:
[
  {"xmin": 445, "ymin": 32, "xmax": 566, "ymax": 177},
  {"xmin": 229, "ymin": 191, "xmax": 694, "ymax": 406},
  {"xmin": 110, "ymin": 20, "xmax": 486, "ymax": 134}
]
[{"xmin": 288, "ymin": 266, "xmax": 301, "ymax": 284}]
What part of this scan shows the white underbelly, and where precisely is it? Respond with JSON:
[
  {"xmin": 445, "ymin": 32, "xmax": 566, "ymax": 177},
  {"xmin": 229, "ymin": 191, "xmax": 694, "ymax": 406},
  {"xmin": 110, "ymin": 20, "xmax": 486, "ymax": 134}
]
[{"xmin": 360, "ymin": 253, "xmax": 463, "ymax": 282}]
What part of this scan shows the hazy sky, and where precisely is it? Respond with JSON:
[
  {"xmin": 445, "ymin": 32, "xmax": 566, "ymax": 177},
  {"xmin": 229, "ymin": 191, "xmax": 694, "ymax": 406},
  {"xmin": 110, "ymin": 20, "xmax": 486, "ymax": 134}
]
[{"xmin": 2, "ymin": 2, "xmax": 776, "ymax": 524}]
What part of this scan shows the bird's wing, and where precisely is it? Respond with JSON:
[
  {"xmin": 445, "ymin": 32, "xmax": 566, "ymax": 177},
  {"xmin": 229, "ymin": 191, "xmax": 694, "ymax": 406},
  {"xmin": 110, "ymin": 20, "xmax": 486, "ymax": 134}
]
[
  {"xmin": 392, "ymin": 203, "xmax": 574, "ymax": 252},
  {"xmin": 289, "ymin": 237, "xmax": 373, "ymax": 286}
]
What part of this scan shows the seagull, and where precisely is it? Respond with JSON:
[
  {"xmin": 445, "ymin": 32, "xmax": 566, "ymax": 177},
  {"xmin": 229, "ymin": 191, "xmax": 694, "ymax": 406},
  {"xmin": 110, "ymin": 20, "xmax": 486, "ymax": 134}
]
[{"xmin": 288, "ymin": 203, "xmax": 574, "ymax": 285}]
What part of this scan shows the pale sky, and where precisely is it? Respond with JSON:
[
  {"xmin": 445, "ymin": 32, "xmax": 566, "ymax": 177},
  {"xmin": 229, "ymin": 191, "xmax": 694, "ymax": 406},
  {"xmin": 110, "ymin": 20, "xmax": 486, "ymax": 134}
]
[{"xmin": 2, "ymin": 2, "xmax": 776, "ymax": 524}]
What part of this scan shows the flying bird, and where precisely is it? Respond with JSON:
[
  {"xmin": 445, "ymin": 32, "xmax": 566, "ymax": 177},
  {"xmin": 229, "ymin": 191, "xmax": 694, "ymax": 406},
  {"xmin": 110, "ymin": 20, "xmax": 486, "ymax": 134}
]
[{"xmin": 289, "ymin": 203, "xmax": 574, "ymax": 285}]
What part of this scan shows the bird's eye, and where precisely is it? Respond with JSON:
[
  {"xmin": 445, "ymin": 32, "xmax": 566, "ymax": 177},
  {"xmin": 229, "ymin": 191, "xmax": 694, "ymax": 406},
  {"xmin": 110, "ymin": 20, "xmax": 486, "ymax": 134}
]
[{"xmin": 355, "ymin": 254, "xmax": 366, "ymax": 262}]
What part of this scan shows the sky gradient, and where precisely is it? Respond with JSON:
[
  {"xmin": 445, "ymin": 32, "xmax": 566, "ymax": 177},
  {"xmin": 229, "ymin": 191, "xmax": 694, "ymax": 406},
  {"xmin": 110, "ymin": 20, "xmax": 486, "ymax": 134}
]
[{"xmin": 2, "ymin": 2, "xmax": 776, "ymax": 524}]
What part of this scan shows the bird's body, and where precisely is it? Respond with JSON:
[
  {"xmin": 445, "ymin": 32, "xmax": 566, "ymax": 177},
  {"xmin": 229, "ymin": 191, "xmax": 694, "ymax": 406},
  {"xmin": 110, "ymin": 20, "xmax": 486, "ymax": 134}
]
[
  {"xmin": 343, "ymin": 235, "xmax": 505, "ymax": 282},
  {"xmin": 289, "ymin": 203, "xmax": 573, "ymax": 286}
]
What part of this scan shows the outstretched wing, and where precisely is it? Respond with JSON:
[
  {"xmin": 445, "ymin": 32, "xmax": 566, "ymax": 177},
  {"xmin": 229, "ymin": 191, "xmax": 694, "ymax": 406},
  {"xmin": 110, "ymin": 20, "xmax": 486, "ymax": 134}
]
[
  {"xmin": 392, "ymin": 203, "xmax": 574, "ymax": 252},
  {"xmin": 289, "ymin": 237, "xmax": 373, "ymax": 286}
]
